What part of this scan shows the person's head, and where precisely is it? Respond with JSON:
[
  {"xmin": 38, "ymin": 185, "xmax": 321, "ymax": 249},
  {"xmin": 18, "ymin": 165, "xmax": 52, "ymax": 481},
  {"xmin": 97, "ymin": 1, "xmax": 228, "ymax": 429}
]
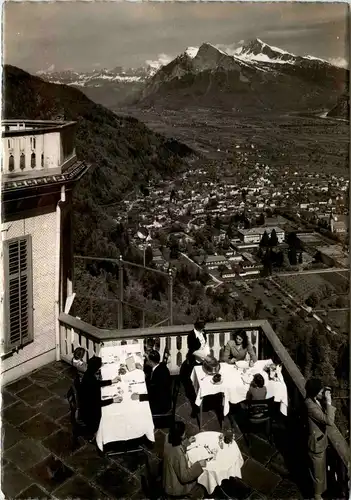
[
  {"xmin": 86, "ymin": 356, "xmax": 102, "ymax": 374},
  {"xmin": 168, "ymin": 421, "xmax": 186, "ymax": 447},
  {"xmin": 252, "ymin": 373, "xmax": 265, "ymax": 389},
  {"xmin": 233, "ymin": 330, "xmax": 248, "ymax": 348},
  {"xmin": 72, "ymin": 347, "xmax": 85, "ymax": 367},
  {"xmin": 146, "ymin": 349, "xmax": 160, "ymax": 368},
  {"xmin": 194, "ymin": 319, "xmax": 206, "ymax": 332},
  {"xmin": 305, "ymin": 378, "xmax": 324, "ymax": 401}
]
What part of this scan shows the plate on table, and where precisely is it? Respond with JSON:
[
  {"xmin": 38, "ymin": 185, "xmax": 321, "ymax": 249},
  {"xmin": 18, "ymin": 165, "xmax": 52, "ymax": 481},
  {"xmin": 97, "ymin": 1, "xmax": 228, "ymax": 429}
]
[
  {"xmin": 210, "ymin": 379, "xmax": 223, "ymax": 386},
  {"xmin": 236, "ymin": 360, "xmax": 249, "ymax": 370}
]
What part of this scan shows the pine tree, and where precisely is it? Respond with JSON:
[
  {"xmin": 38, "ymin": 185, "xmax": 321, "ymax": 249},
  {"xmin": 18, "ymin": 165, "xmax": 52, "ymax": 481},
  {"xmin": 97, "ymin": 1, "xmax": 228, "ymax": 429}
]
[
  {"xmin": 260, "ymin": 231, "xmax": 270, "ymax": 247},
  {"xmin": 270, "ymin": 229, "xmax": 278, "ymax": 247}
]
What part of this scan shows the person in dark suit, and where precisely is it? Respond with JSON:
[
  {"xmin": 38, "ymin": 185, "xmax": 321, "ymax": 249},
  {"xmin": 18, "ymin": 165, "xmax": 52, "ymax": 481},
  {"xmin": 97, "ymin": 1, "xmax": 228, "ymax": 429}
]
[
  {"xmin": 145, "ymin": 349, "xmax": 172, "ymax": 414},
  {"xmin": 305, "ymin": 378, "xmax": 336, "ymax": 500},
  {"xmin": 180, "ymin": 320, "xmax": 208, "ymax": 418},
  {"xmin": 246, "ymin": 373, "xmax": 267, "ymax": 401},
  {"xmin": 79, "ymin": 356, "xmax": 121, "ymax": 438},
  {"xmin": 186, "ymin": 320, "xmax": 209, "ymax": 365}
]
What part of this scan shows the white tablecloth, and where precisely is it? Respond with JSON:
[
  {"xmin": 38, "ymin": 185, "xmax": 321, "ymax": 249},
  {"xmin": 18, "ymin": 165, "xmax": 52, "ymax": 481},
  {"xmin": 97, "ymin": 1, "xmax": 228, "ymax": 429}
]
[
  {"xmin": 191, "ymin": 359, "xmax": 288, "ymax": 416},
  {"xmin": 187, "ymin": 431, "xmax": 244, "ymax": 494},
  {"xmin": 96, "ymin": 344, "xmax": 155, "ymax": 451}
]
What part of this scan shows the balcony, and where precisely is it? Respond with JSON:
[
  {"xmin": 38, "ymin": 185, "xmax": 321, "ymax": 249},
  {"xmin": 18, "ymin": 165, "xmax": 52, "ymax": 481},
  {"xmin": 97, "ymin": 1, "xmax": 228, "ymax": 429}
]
[
  {"xmin": 2, "ymin": 120, "xmax": 77, "ymax": 181},
  {"xmin": 1, "ymin": 318, "xmax": 349, "ymax": 499}
]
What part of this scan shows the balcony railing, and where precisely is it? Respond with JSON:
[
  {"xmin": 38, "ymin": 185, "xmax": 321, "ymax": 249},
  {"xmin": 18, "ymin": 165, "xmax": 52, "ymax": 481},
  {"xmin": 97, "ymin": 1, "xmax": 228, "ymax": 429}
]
[{"xmin": 59, "ymin": 313, "xmax": 349, "ymax": 498}]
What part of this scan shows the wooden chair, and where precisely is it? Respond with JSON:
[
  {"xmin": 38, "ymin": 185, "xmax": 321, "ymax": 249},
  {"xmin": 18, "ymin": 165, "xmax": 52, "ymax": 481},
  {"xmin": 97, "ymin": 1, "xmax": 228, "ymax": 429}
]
[
  {"xmin": 141, "ymin": 454, "xmax": 164, "ymax": 499},
  {"xmin": 66, "ymin": 378, "xmax": 90, "ymax": 445},
  {"xmin": 152, "ymin": 374, "xmax": 180, "ymax": 429},
  {"xmin": 243, "ymin": 396, "xmax": 275, "ymax": 446}
]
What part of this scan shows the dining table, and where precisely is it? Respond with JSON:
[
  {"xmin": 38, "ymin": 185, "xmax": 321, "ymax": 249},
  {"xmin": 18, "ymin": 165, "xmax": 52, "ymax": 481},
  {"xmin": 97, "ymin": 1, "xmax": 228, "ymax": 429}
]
[
  {"xmin": 186, "ymin": 431, "xmax": 244, "ymax": 495},
  {"xmin": 95, "ymin": 343, "xmax": 155, "ymax": 452},
  {"xmin": 190, "ymin": 358, "xmax": 288, "ymax": 427}
]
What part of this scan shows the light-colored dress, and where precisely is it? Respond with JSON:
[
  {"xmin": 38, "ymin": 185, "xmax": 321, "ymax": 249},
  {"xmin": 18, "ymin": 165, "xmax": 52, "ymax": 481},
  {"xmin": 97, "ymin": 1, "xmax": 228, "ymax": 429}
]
[
  {"xmin": 305, "ymin": 397, "xmax": 336, "ymax": 496},
  {"xmin": 223, "ymin": 341, "xmax": 257, "ymax": 363}
]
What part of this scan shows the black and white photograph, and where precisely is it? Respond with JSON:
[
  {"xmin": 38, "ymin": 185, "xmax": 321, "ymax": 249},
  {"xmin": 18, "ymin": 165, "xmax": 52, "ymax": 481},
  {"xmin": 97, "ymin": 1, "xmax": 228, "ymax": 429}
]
[{"xmin": 1, "ymin": 1, "xmax": 350, "ymax": 499}]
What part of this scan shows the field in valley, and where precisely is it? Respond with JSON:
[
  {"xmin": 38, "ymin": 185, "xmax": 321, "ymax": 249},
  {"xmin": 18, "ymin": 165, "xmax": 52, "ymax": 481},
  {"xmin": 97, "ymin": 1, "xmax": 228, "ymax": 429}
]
[{"xmin": 117, "ymin": 106, "xmax": 349, "ymax": 175}]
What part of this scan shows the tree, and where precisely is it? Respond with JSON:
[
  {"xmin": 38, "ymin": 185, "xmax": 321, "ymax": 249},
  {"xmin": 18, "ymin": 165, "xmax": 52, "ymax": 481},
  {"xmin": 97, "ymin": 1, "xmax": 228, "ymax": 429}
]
[
  {"xmin": 288, "ymin": 247, "xmax": 297, "ymax": 265},
  {"xmin": 306, "ymin": 292, "xmax": 318, "ymax": 308},
  {"xmin": 218, "ymin": 264, "xmax": 227, "ymax": 275},
  {"xmin": 206, "ymin": 215, "xmax": 212, "ymax": 227},
  {"xmin": 257, "ymin": 213, "xmax": 265, "ymax": 226},
  {"xmin": 270, "ymin": 229, "xmax": 278, "ymax": 247},
  {"xmin": 276, "ymin": 251, "xmax": 284, "ymax": 267},
  {"xmin": 226, "ymin": 224, "xmax": 234, "ymax": 239},
  {"xmin": 260, "ymin": 231, "xmax": 270, "ymax": 248},
  {"xmin": 144, "ymin": 246, "xmax": 153, "ymax": 266},
  {"xmin": 254, "ymin": 299, "xmax": 263, "ymax": 319},
  {"xmin": 214, "ymin": 216, "xmax": 221, "ymax": 230},
  {"xmin": 243, "ymin": 218, "xmax": 251, "ymax": 229}
]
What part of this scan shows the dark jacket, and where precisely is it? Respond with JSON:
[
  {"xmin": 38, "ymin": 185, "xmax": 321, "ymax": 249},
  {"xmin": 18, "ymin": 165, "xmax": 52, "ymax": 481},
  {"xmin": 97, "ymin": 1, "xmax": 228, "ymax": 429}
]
[
  {"xmin": 186, "ymin": 330, "xmax": 207, "ymax": 365},
  {"xmin": 146, "ymin": 362, "xmax": 172, "ymax": 414},
  {"xmin": 246, "ymin": 385, "xmax": 267, "ymax": 401},
  {"xmin": 79, "ymin": 371, "xmax": 114, "ymax": 433}
]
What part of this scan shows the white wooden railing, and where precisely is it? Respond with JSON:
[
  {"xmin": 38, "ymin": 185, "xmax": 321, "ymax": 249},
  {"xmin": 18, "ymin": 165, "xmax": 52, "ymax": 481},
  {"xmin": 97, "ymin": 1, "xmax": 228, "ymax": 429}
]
[
  {"xmin": 58, "ymin": 313, "xmax": 260, "ymax": 375},
  {"xmin": 58, "ymin": 311, "xmax": 350, "ymax": 494}
]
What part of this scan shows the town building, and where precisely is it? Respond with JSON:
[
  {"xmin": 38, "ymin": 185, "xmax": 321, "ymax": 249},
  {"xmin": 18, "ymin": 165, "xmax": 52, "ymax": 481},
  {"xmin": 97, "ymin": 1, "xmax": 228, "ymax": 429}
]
[
  {"xmin": 316, "ymin": 245, "xmax": 349, "ymax": 268},
  {"xmin": 195, "ymin": 254, "xmax": 228, "ymax": 270},
  {"xmin": 1, "ymin": 120, "xmax": 90, "ymax": 384},
  {"xmin": 238, "ymin": 226, "xmax": 285, "ymax": 244},
  {"xmin": 330, "ymin": 214, "xmax": 348, "ymax": 234}
]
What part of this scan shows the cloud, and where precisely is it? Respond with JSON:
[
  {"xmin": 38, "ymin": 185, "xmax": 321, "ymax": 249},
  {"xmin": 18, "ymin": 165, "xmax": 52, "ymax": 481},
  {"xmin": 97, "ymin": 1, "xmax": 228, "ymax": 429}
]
[
  {"xmin": 145, "ymin": 52, "xmax": 173, "ymax": 69},
  {"xmin": 328, "ymin": 57, "xmax": 348, "ymax": 69}
]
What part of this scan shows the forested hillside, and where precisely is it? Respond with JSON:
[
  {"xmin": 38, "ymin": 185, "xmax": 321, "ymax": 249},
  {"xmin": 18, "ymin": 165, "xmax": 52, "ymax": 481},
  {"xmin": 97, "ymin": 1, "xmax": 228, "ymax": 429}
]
[{"xmin": 3, "ymin": 65, "xmax": 193, "ymax": 256}]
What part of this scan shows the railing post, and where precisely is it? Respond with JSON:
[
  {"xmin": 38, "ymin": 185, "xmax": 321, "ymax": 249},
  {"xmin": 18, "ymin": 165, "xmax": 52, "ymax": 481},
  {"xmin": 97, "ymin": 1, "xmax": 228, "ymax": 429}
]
[
  {"xmin": 118, "ymin": 255, "xmax": 124, "ymax": 329},
  {"xmin": 168, "ymin": 267, "xmax": 173, "ymax": 326}
]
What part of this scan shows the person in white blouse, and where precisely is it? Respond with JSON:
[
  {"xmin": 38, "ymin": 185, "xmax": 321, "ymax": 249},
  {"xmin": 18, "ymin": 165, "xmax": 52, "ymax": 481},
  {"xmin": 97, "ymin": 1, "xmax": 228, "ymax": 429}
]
[{"xmin": 187, "ymin": 320, "xmax": 210, "ymax": 365}]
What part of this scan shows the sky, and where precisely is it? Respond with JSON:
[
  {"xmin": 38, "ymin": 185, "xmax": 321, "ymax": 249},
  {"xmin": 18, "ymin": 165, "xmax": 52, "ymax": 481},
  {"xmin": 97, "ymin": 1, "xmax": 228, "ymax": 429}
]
[{"xmin": 3, "ymin": 2, "xmax": 349, "ymax": 73}]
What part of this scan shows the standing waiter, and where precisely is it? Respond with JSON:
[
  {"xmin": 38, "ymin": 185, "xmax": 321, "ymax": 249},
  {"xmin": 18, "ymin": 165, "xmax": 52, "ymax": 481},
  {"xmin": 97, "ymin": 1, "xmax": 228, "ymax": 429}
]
[{"xmin": 180, "ymin": 319, "xmax": 209, "ymax": 417}]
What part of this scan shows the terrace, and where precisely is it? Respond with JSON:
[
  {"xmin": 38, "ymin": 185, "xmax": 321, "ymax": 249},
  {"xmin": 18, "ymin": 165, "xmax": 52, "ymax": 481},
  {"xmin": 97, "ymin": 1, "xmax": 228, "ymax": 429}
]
[
  {"xmin": 2, "ymin": 318, "xmax": 349, "ymax": 499},
  {"xmin": 2, "ymin": 120, "xmax": 77, "ymax": 181}
]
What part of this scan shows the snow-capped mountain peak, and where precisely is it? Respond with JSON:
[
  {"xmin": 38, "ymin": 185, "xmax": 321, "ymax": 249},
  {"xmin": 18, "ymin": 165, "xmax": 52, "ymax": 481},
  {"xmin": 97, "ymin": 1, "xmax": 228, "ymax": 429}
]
[
  {"xmin": 185, "ymin": 46, "xmax": 199, "ymax": 59},
  {"xmin": 235, "ymin": 38, "xmax": 297, "ymax": 64}
]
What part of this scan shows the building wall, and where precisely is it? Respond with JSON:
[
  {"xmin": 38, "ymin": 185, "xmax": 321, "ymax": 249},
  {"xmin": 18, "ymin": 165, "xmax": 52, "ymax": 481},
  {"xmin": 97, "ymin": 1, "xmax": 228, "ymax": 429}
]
[
  {"xmin": 2, "ymin": 210, "xmax": 57, "ymax": 384},
  {"xmin": 242, "ymin": 231, "xmax": 285, "ymax": 244}
]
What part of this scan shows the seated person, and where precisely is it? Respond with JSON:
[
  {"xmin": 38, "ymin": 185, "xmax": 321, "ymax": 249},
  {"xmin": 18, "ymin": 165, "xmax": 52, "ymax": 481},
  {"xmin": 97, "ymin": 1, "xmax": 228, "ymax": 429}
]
[
  {"xmin": 187, "ymin": 319, "xmax": 210, "ymax": 366},
  {"xmin": 223, "ymin": 331, "xmax": 257, "ymax": 367},
  {"xmin": 72, "ymin": 347, "xmax": 87, "ymax": 382},
  {"xmin": 246, "ymin": 374, "xmax": 267, "ymax": 401},
  {"xmin": 163, "ymin": 421, "xmax": 206, "ymax": 499},
  {"xmin": 145, "ymin": 349, "xmax": 172, "ymax": 414},
  {"xmin": 79, "ymin": 356, "xmax": 121, "ymax": 438}
]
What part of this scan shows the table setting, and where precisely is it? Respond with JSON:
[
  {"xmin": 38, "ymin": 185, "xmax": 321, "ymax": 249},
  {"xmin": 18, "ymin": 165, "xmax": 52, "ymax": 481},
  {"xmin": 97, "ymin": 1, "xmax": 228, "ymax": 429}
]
[
  {"xmin": 96, "ymin": 344, "xmax": 155, "ymax": 451},
  {"xmin": 191, "ymin": 358, "xmax": 288, "ymax": 418},
  {"xmin": 186, "ymin": 431, "xmax": 244, "ymax": 494}
]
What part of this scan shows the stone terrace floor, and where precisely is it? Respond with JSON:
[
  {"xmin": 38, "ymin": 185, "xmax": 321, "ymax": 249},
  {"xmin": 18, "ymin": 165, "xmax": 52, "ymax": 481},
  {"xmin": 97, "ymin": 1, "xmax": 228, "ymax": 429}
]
[{"xmin": 2, "ymin": 361, "xmax": 306, "ymax": 500}]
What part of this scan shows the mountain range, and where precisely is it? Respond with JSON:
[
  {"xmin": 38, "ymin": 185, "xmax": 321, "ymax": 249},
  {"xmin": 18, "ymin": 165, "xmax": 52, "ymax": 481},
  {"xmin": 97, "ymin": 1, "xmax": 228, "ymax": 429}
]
[
  {"xmin": 37, "ymin": 39, "xmax": 348, "ymax": 112},
  {"xmin": 3, "ymin": 64, "xmax": 194, "ymax": 255}
]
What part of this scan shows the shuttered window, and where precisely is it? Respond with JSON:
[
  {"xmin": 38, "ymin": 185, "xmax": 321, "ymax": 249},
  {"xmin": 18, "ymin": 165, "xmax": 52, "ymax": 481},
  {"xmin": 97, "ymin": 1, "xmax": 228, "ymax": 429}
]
[{"xmin": 4, "ymin": 236, "xmax": 33, "ymax": 352}]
